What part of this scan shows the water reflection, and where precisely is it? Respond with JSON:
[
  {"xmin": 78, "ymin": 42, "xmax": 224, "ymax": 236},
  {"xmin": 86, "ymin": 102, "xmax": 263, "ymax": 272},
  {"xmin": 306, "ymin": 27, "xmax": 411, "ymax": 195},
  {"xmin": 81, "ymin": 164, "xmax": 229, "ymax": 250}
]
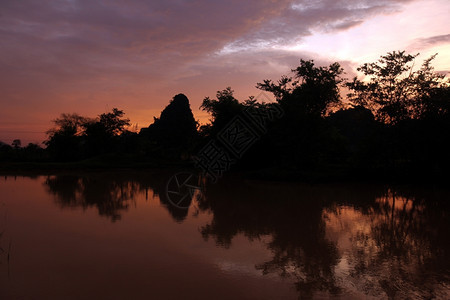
[
  {"xmin": 326, "ymin": 188, "xmax": 450, "ymax": 299},
  {"xmin": 45, "ymin": 175, "xmax": 139, "ymax": 222},
  {"xmin": 38, "ymin": 174, "xmax": 450, "ymax": 298},
  {"xmin": 197, "ymin": 181, "xmax": 450, "ymax": 299},
  {"xmin": 44, "ymin": 172, "xmax": 197, "ymax": 222}
]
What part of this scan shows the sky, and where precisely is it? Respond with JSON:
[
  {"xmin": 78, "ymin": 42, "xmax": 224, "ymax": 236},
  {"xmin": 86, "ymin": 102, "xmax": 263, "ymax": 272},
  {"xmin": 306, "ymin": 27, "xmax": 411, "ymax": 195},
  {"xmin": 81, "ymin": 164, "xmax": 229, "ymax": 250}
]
[{"xmin": 0, "ymin": 0, "xmax": 449, "ymax": 145}]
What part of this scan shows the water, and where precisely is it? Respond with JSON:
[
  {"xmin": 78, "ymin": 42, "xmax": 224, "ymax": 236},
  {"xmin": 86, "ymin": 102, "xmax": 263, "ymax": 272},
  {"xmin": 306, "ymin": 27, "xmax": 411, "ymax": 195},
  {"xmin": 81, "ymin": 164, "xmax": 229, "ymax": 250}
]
[{"xmin": 0, "ymin": 172, "xmax": 449, "ymax": 299}]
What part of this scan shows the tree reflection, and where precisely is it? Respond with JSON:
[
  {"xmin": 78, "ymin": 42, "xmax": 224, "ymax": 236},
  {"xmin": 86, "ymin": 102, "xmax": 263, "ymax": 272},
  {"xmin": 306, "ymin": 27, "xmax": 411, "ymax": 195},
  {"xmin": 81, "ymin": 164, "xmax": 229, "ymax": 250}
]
[
  {"xmin": 43, "ymin": 172, "xmax": 197, "ymax": 223},
  {"xmin": 198, "ymin": 181, "xmax": 450, "ymax": 299},
  {"xmin": 42, "ymin": 173, "xmax": 450, "ymax": 298},
  {"xmin": 158, "ymin": 194, "xmax": 191, "ymax": 223},
  {"xmin": 197, "ymin": 181, "xmax": 349, "ymax": 298},
  {"xmin": 330, "ymin": 187, "xmax": 450, "ymax": 299},
  {"xmin": 45, "ymin": 174, "xmax": 141, "ymax": 221}
]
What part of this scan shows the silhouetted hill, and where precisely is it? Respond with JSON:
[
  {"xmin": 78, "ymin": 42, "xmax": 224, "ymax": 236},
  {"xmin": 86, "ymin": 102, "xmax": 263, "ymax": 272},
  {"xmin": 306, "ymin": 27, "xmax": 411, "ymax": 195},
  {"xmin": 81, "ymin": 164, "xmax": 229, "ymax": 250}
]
[{"xmin": 140, "ymin": 93, "xmax": 198, "ymax": 158}]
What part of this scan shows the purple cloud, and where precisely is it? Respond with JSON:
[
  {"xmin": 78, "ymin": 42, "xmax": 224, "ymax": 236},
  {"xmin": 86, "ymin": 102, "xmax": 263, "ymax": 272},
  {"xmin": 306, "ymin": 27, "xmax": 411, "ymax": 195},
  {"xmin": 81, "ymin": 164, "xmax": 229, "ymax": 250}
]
[{"xmin": 0, "ymin": 0, "xmax": 421, "ymax": 144}]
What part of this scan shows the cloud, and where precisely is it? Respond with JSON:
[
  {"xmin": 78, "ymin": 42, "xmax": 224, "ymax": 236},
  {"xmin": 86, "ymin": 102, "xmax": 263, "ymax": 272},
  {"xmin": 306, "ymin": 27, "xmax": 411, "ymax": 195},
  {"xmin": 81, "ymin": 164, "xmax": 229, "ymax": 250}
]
[
  {"xmin": 409, "ymin": 34, "xmax": 450, "ymax": 49},
  {"xmin": 220, "ymin": 0, "xmax": 416, "ymax": 52},
  {"xmin": 0, "ymin": 0, "xmax": 422, "ymax": 144},
  {"xmin": 0, "ymin": 0, "xmax": 417, "ymax": 81}
]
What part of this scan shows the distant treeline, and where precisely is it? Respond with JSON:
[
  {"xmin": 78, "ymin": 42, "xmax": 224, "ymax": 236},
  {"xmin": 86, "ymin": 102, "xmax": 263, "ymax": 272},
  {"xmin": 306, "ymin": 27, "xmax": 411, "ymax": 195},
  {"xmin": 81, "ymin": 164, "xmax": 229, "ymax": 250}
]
[{"xmin": 1, "ymin": 51, "xmax": 449, "ymax": 180}]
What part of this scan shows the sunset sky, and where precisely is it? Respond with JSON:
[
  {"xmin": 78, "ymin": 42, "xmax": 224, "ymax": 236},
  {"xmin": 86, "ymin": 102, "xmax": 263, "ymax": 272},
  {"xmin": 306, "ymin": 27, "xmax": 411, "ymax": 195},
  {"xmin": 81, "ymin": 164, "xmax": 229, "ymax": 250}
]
[{"xmin": 1, "ymin": 0, "xmax": 449, "ymax": 145}]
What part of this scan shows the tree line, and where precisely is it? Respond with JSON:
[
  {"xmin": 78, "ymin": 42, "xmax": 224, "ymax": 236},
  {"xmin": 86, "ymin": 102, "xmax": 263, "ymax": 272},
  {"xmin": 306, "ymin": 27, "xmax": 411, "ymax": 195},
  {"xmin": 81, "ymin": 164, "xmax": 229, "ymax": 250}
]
[{"xmin": 1, "ymin": 51, "xmax": 449, "ymax": 180}]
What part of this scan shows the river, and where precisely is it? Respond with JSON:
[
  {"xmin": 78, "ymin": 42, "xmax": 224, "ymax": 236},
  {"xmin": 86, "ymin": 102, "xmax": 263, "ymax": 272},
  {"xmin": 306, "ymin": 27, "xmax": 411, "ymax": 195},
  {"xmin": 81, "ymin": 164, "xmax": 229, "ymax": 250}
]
[{"xmin": 0, "ymin": 172, "xmax": 449, "ymax": 299}]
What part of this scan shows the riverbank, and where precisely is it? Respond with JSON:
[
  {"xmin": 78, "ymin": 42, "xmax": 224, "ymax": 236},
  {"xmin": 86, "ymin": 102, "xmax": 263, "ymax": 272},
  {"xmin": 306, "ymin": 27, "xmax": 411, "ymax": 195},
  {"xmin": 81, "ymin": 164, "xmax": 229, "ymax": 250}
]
[{"xmin": 1, "ymin": 159, "xmax": 447, "ymax": 186}]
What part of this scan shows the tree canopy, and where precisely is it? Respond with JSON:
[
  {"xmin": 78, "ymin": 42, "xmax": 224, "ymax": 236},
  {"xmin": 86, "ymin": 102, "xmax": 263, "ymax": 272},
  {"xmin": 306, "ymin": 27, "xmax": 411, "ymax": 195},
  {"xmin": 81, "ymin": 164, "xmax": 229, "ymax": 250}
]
[
  {"xmin": 346, "ymin": 51, "xmax": 449, "ymax": 123},
  {"xmin": 257, "ymin": 59, "xmax": 344, "ymax": 118},
  {"xmin": 3, "ymin": 50, "xmax": 449, "ymax": 180}
]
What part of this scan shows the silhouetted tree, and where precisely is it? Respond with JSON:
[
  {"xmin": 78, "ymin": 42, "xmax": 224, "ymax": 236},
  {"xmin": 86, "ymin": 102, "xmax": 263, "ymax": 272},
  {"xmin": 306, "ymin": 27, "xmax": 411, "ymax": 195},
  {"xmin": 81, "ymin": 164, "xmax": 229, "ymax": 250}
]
[
  {"xmin": 414, "ymin": 71, "xmax": 450, "ymax": 120},
  {"xmin": 258, "ymin": 59, "xmax": 344, "ymax": 118},
  {"xmin": 345, "ymin": 51, "xmax": 450, "ymax": 176},
  {"xmin": 327, "ymin": 106, "xmax": 379, "ymax": 169},
  {"xmin": 84, "ymin": 108, "xmax": 130, "ymax": 155},
  {"xmin": 45, "ymin": 109, "xmax": 130, "ymax": 159},
  {"xmin": 21, "ymin": 143, "xmax": 45, "ymax": 161},
  {"xmin": 5, "ymin": 52, "xmax": 449, "ymax": 180},
  {"xmin": 347, "ymin": 51, "xmax": 449, "ymax": 124},
  {"xmin": 0, "ymin": 142, "xmax": 13, "ymax": 162},
  {"xmin": 254, "ymin": 59, "xmax": 345, "ymax": 171},
  {"xmin": 11, "ymin": 139, "xmax": 21, "ymax": 149},
  {"xmin": 47, "ymin": 113, "xmax": 89, "ymax": 137},
  {"xmin": 45, "ymin": 113, "xmax": 90, "ymax": 160},
  {"xmin": 97, "ymin": 108, "xmax": 130, "ymax": 136},
  {"xmin": 200, "ymin": 87, "xmax": 244, "ymax": 137}
]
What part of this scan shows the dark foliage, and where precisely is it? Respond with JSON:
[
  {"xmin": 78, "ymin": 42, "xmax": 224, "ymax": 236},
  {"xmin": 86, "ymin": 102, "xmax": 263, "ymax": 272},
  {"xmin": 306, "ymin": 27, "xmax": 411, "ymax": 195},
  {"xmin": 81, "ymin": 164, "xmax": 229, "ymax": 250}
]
[{"xmin": 3, "ymin": 51, "xmax": 449, "ymax": 181}]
